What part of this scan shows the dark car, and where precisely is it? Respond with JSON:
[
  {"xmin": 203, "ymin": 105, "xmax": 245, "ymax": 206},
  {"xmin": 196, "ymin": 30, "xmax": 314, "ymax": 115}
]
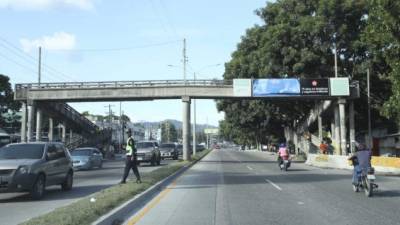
[
  {"xmin": 159, "ymin": 143, "xmax": 179, "ymax": 160},
  {"xmin": 71, "ymin": 147, "xmax": 103, "ymax": 170},
  {"xmin": 0, "ymin": 142, "xmax": 73, "ymax": 199}
]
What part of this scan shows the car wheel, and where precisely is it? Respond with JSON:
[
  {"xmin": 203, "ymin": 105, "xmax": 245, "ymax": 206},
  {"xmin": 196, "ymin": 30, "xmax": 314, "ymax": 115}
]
[
  {"xmin": 157, "ymin": 155, "xmax": 161, "ymax": 165},
  {"xmin": 31, "ymin": 174, "xmax": 45, "ymax": 200},
  {"xmin": 61, "ymin": 172, "xmax": 73, "ymax": 191}
]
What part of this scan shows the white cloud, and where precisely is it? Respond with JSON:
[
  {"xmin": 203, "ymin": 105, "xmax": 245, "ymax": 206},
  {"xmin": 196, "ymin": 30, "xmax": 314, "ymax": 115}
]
[
  {"xmin": 20, "ymin": 32, "xmax": 76, "ymax": 53},
  {"xmin": 0, "ymin": 0, "xmax": 95, "ymax": 11}
]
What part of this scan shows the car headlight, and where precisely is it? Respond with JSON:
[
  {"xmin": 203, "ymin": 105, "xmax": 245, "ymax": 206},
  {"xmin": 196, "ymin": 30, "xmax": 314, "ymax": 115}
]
[{"xmin": 17, "ymin": 166, "xmax": 29, "ymax": 174}]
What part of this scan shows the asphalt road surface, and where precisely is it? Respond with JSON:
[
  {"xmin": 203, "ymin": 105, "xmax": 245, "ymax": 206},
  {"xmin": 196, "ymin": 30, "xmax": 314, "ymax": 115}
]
[
  {"xmin": 0, "ymin": 158, "xmax": 175, "ymax": 225},
  {"xmin": 125, "ymin": 148, "xmax": 400, "ymax": 225}
]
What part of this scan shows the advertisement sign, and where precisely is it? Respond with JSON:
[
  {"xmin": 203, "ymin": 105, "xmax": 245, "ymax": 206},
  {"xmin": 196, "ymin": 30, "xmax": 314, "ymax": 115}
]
[
  {"xmin": 300, "ymin": 79, "xmax": 329, "ymax": 96},
  {"xmin": 330, "ymin": 78, "xmax": 350, "ymax": 96},
  {"xmin": 204, "ymin": 128, "xmax": 219, "ymax": 134},
  {"xmin": 252, "ymin": 79, "xmax": 300, "ymax": 96},
  {"xmin": 233, "ymin": 79, "xmax": 252, "ymax": 97}
]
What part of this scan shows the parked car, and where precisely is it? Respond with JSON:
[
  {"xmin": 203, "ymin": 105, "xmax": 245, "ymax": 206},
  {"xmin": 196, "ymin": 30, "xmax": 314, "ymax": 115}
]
[
  {"xmin": 71, "ymin": 147, "xmax": 103, "ymax": 170},
  {"xmin": 0, "ymin": 142, "xmax": 73, "ymax": 199},
  {"xmin": 159, "ymin": 143, "xmax": 179, "ymax": 160},
  {"xmin": 136, "ymin": 141, "xmax": 161, "ymax": 166}
]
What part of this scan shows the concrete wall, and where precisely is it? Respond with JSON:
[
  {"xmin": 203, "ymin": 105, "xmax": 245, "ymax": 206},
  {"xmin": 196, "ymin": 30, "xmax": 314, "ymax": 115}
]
[{"xmin": 306, "ymin": 154, "xmax": 400, "ymax": 174}]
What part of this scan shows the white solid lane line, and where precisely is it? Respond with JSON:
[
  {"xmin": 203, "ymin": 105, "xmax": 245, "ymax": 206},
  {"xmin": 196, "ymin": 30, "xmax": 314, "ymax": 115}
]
[
  {"xmin": 247, "ymin": 165, "xmax": 253, "ymax": 170},
  {"xmin": 265, "ymin": 179, "xmax": 282, "ymax": 191}
]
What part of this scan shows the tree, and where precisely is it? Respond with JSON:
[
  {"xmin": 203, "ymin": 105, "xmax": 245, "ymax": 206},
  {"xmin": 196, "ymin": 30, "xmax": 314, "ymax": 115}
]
[
  {"xmin": 364, "ymin": 0, "xmax": 400, "ymax": 123},
  {"xmin": 0, "ymin": 75, "xmax": 21, "ymax": 128},
  {"xmin": 217, "ymin": 0, "xmax": 387, "ymax": 146},
  {"xmin": 161, "ymin": 121, "xmax": 177, "ymax": 143}
]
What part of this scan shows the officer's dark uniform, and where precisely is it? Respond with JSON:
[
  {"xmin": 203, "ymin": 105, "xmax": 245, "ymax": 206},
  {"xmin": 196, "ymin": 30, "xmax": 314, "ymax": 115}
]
[{"xmin": 120, "ymin": 130, "xmax": 141, "ymax": 184}]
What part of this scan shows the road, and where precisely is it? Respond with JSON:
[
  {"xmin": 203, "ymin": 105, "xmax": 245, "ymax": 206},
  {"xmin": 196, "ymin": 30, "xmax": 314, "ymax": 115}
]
[
  {"xmin": 0, "ymin": 158, "xmax": 175, "ymax": 225},
  {"xmin": 125, "ymin": 148, "xmax": 400, "ymax": 225}
]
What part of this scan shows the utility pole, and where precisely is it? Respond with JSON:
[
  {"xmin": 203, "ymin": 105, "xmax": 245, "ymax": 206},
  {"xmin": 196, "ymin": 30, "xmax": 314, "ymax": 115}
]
[
  {"xmin": 193, "ymin": 72, "xmax": 197, "ymax": 155},
  {"xmin": 121, "ymin": 110, "xmax": 125, "ymax": 146},
  {"xmin": 104, "ymin": 104, "xmax": 115, "ymax": 138},
  {"xmin": 367, "ymin": 69, "xmax": 372, "ymax": 149},
  {"xmin": 119, "ymin": 102, "xmax": 122, "ymax": 151},
  {"xmin": 38, "ymin": 46, "xmax": 42, "ymax": 85},
  {"xmin": 183, "ymin": 38, "xmax": 187, "ymax": 84}
]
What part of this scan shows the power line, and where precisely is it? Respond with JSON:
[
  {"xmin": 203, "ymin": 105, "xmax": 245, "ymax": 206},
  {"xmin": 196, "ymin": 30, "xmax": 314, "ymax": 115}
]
[
  {"xmin": 0, "ymin": 37, "xmax": 77, "ymax": 82},
  {"xmin": 0, "ymin": 51, "xmax": 57, "ymax": 82},
  {"xmin": 158, "ymin": 0, "xmax": 180, "ymax": 38}
]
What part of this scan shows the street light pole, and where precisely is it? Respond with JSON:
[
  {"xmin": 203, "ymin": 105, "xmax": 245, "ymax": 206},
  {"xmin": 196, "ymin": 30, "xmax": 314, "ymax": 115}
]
[{"xmin": 367, "ymin": 69, "xmax": 372, "ymax": 149}]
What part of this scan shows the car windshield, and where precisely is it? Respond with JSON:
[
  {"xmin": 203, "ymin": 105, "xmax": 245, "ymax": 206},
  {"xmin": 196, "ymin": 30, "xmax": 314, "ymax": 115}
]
[
  {"xmin": 71, "ymin": 149, "xmax": 92, "ymax": 156},
  {"xmin": 160, "ymin": 144, "xmax": 175, "ymax": 148},
  {"xmin": 0, "ymin": 144, "xmax": 45, "ymax": 159},
  {"xmin": 136, "ymin": 142, "xmax": 153, "ymax": 148}
]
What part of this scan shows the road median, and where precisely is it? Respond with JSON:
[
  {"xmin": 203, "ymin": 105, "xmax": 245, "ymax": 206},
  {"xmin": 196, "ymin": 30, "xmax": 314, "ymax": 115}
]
[{"xmin": 20, "ymin": 150, "xmax": 211, "ymax": 225}]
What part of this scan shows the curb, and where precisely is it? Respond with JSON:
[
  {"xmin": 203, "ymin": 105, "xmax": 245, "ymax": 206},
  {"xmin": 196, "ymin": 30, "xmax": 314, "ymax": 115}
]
[{"xmin": 92, "ymin": 150, "xmax": 212, "ymax": 225}]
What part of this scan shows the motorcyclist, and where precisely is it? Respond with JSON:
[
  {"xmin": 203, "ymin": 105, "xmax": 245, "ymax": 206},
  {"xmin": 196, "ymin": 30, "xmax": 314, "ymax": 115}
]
[
  {"xmin": 277, "ymin": 143, "xmax": 290, "ymax": 167},
  {"xmin": 348, "ymin": 142, "xmax": 372, "ymax": 185}
]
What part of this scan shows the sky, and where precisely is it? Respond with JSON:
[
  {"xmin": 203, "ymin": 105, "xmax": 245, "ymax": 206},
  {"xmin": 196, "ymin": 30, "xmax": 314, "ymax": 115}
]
[{"xmin": 0, "ymin": 0, "xmax": 268, "ymax": 126}]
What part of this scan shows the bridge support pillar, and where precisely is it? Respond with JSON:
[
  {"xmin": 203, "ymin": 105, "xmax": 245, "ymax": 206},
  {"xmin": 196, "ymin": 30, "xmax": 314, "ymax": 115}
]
[
  {"xmin": 334, "ymin": 105, "xmax": 340, "ymax": 155},
  {"xmin": 61, "ymin": 122, "xmax": 66, "ymax": 143},
  {"xmin": 182, "ymin": 96, "xmax": 191, "ymax": 161},
  {"xmin": 339, "ymin": 99, "xmax": 347, "ymax": 155},
  {"xmin": 48, "ymin": 117, "xmax": 54, "ymax": 142},
  {"xmin": 20, "ymin": 102, "xmax": 27, "ymax": 142},
  {"xmin": 36, "ymin": 109, "xmax": 42, "ymax": 142},
  {"xmin": 27, "ymin": 101, "xmax": 35, "ymax": 142},
  {"xmin": 317, "ymin": 103, "xmax": 323, "ymax": 140},
  {"xmin": 349, "ymin": 100, "xmax": 355, "ymax": 153}
]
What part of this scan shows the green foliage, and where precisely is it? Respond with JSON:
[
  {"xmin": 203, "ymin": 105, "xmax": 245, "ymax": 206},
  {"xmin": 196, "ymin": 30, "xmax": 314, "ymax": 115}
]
[
  {"xmin": 160, "ymin": 121, "xmax": 177, "ymax": 142},
  {"xmin": 364, "ymin": 0, "xmax": 400, "ymax": 123},
  {"xmin": 218, "ymin": 0, "xmax": 397, "ymax": 145},
  {"xmin": 0, "ymin": 75, "xmax": 21, "ymax": 127}
]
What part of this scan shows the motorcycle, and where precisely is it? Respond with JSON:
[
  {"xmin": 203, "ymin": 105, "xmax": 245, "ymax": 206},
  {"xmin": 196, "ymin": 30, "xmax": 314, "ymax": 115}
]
[
  {"xmin": 353, "ymin": 167, "xmax": 378, "ymax": 197},
  {"xmin": 278, "ymin": 157, "xmax": 291, "ymax": 171}
]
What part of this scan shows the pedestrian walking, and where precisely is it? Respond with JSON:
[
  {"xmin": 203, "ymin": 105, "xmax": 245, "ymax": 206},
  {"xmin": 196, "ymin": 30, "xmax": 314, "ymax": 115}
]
[{"xmin": 120, "ymin": 129, "xmax": 141, "ymax": 184}]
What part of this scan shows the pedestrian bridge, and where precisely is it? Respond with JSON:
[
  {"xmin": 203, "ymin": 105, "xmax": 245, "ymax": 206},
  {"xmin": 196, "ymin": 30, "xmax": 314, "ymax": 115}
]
[
  {"xmin": 15, "ymin": 80, "xmax": 233, "ymax": 102},
  {"xmin": 15, "ymin": 79, "xmax": 360, "ymax": 161}
]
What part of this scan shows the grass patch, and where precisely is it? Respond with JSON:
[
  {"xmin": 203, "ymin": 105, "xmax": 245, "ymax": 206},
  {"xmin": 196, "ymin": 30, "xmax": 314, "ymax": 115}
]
[{"xmin": 20, "ymin": 150, "xmax": 211, "ymax": 225}]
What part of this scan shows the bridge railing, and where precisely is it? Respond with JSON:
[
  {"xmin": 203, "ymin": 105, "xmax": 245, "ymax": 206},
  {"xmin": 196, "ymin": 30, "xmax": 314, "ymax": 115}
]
[{"xmin": 15, "ymin": 79, "xmax": 233, "ymax": 90}]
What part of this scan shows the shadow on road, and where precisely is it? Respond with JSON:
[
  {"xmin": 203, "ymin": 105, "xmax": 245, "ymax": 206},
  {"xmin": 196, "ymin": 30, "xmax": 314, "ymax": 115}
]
[
  {"xmin": 373, "ymin": 190, "xmax": 400, "ymax": 198},
  {"xmin": 0, "ymin": 184, "xmax": 112, "ymax": 203}
]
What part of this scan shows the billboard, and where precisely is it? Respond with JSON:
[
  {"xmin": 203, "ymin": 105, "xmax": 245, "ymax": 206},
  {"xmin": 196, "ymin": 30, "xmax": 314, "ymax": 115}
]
[
  {"xmin": 300, "ymin": 79, "xmax": 329, "ymax": 96},
  {"xmin": 252, "ymin": 79, "xmax": 300, "ymax": 96},
  {"xmin": 233, "ymin": 79, "xmax": 252, "ymax": 97},
  {"xmin": 330, "ymin": 78, "xmax": 350, "ymax": 96},
  {"xmin": 204, "ymin": 128, "xmax": 219, "ymax": 134}
]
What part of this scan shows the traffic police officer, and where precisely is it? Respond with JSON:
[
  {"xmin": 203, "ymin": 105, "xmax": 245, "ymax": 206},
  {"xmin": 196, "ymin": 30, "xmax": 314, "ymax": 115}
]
[{"xmin": 120, "ymin": 129, "xmax": 141, "ymax": 184}]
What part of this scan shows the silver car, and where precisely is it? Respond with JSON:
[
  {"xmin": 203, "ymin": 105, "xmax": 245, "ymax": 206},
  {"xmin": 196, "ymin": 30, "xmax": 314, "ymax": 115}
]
[
  {"xmin": 0, "ymin": 142, "xmax": 73, "ymax": 199},
  {"xmin": 136, "ymin": 141, "xmax": 161, "ymax": 166},
  {"xmin": 71, "ymin": 147, "xmax": 103, "ymax": 170}
]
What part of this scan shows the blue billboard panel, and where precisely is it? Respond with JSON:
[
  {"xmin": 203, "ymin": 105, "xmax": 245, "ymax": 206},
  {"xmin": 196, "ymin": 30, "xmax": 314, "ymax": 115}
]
[{"xmin": 252, "ymin": 79, "xmax": 300, "ymax": 96}]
